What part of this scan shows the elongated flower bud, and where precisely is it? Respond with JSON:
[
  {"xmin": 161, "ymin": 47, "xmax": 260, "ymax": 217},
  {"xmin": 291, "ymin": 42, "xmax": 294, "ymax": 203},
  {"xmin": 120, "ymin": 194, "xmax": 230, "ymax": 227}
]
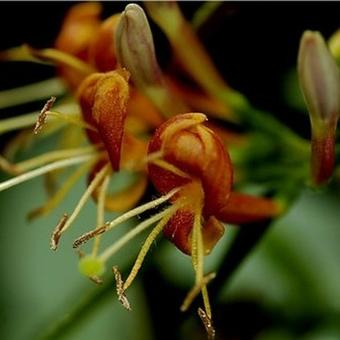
[
  {"xmin": 115, "ymin": 4, "xmax": 163, "ymax": 90},
  {"xmin": 298, "ymin": 30, "xmax": 340, "ymax": 185},
  {"xmin": 115, "ymin": 3, "xmax": 187, "ymax": 116},
  {"xmin": 77, "ymin": 69, "xmax": 130, "ymax": 170}
]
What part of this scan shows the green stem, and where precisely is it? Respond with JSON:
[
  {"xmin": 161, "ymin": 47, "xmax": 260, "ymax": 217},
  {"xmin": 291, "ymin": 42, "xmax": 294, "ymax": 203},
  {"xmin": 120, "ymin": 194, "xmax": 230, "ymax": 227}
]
[
  {"xmin": 220, "ymin": 89, "xmax": 310, "ymax": 157},
  {"xmin": 0, "ymin": 111, "xmax": 38, "ymax": 134}
]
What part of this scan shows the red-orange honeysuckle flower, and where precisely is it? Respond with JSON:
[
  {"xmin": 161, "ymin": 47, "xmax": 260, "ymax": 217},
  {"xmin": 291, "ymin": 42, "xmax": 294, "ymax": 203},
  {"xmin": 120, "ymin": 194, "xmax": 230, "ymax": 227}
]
[
  {"xmin": 72, "ymin": 112, "xmax": 280, "ymax": 337},
  {"xmin": 148, "ymin": 113, "xmax": 280, "ymax": 255}
]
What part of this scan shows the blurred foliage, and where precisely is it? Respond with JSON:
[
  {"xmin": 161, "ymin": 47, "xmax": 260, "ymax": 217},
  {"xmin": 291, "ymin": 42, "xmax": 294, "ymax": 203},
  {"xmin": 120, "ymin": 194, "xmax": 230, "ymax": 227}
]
[{"xmin": 1, "ymin": 2, "xmax": 340, "ymax": 340}]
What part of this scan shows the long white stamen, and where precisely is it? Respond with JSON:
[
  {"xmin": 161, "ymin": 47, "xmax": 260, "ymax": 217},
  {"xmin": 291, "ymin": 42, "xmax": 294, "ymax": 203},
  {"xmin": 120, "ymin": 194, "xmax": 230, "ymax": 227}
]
[
  {"xmin": 0, "ymin": 78, "xmax": 65, "ymax": 110},
  {"xmin": 123, "ymin": 206, "xmax": 176, "ymax": 291},
  {"xmin": 57, "ymin": 164, "xmax": 110, "ymax": 236},
  {"xmin": 0, "ymin": 102, "xmax": 80, "ymax": 135},
  {"xmin": 92, "ymin": 175, "xmax": 110, "ymax": 257},
  {"xmin": 104, "ymin": 187, "xmax": 179, "ymax": 232},
  {"xmin": 28, "ymin": 160, "xmax": 94, "ymax": 220},
  {"xmin": 73, "ymin": 188, "xmax": 179, "ymax": 249},
  {"xmin": 99, "ymin": 207, "xmax": 173, "ymax": 262},
  {"xmin": 0, "ymin": 154, "xmax": 94, "ymax": 192},
  {"xmin": 3, "ymin": 145, "xmax": 97, "ymax": 174}
]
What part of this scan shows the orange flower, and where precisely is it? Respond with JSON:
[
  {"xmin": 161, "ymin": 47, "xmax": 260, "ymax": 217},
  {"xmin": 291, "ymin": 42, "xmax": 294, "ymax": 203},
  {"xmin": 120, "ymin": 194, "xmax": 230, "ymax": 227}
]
[{"xmin": 148, "ymin": 113, "xmax": 280, "ymax": 254}]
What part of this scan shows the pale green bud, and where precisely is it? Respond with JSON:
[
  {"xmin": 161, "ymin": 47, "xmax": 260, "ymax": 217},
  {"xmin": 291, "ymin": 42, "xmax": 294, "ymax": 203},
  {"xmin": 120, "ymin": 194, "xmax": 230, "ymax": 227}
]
[
  {"xmin": 298, "ymin": 30, "xmax": 340, "ymax": 127},
  {"xmin": 115, "ymin": 3, "xmax": 163, "ymax": 89},
  {"xmin": 298, "ymin": 30, "xmax": 340, "ymax": 185}
]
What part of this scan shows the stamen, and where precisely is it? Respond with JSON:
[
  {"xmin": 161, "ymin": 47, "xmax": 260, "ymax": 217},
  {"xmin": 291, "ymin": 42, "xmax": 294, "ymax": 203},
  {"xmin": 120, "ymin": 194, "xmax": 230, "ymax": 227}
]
[
  {"xmin": 0, "ymin": 78, "xmax": 65, "ymax": 110},
  {"xmin": 50, "ymin": 213, "xmax": 68, "ymax": 250},
  {"xmin": 150, "ymin": 159, "xmax": 191, "ymax": 179},
  {"xmin": 123, "ymin": 207, "xmax": 177, "ymax": 291},
  {"xmin": 73, "ymin": 187, "xmax": 180, "ymax": 248},
  {"xmin": 98, "ymin": 207, "xmax": 174, "ymax": 262},
  {"xmin": 201, "ymin": 286, "xmax": 212, "ymax": 320},
  {"xmin": 161, "ymin": 113, "xmax": 207, "ymax": 147},
  {"xmin": 0, "ymin": 112, "xmax": 41, "ymax": 135},
  {"xmin": 27, "ymin": 46, "xmax": 96, "ymax": 75},
  {"xmin": 9, "ymin": 145, "xmax": 97, "ymax": 173},
  {"xmin": 34, "ymin": 96, "xmax": 56, "ymax": 134},
  {"xmin": 50, "ymin": 163, "xmax": 110, "ymax": 250},
  {"xmin": 112, "ymin": 266, "xmax": 132, "ymax": 311},
  {"xmin": 1, "ymin": 44, "xmax": 95, "ymax": 75},
  {"xmin": 192, "ymin": 205, "xmax": 204, "ymax": 283},
  {"xmin": 180, "ymin": 272, "xmax": 216, "ymax": 312},
  {"xmin": 45, "ymin": 111, "xmax": 97, "ymax": 131},
  {"xmin": 0, "ymin": 154, "xmax": 95, "ymax": 192},
  {"xmin": 191, "ymin": 202, "xmax": 214, "ymax": 321},
  {"xmin": 73, "ymin": 224, "xmax": 107, "ymax": 249},
  {"xmin": 198, "ymin": 307, "xmax": 216, "ymax": 340},
  {"xmin": 28, "ymin": 160, "xmax": 93, "ymax": 220},
  {"xmin": 125, "ymin": 150, "xmax": 163, "ymax": 171},
  {"xmin": 92, "ymin": 175, "xmax": 110, "ymax": 257},
  {"xmin": 0, "ymin": 101, "xmax": 80, "ymax": 136}
]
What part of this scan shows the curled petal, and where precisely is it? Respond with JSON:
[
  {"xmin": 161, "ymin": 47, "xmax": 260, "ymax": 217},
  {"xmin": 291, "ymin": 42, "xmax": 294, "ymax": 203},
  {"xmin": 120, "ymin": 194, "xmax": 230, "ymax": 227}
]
[
  {"xmin": 201, "ymin": 216, "xmax": 225, "ymax": 255},
  {"xmin": 163, "ymin": 208, "xmax": 194, "ymax": 255},
  {"xmin": 216, "ymin": 192, "xmax": 281, "ymax": 225},
  {"xmin": 148, "ymin": 113, "xmax": 233, "ymax": 216},
  {"xmin": 148, "ymin": 113, "xmax": 233, "ymax": 254},
  {"xmin": 92, "ymin": 70, "xmax": 130, "ymax": 170},
  {"xmin": 77, "ymin": 69, "xmax": 130, "ymax": 170},
  {"xmin": 163, "ymin": 210, "xmax": 224, "ymax": 256},
  {"xmin": 77, "ymin": 72, "xmax": 105, "ymax": 145}
]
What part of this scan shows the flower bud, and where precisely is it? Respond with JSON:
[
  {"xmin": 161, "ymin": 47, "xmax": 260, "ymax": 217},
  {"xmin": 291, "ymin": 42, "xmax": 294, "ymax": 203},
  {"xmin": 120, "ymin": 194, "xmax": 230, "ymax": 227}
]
[
  {"xmin": 115, "ymin": 4, "xmax": 187, "ymax": 116},
  {"xmin": 298, "ymin": 30, "xmax": 340, "ymax": 185},
  {"xmin": 115, "ymin": 4, "xmax": 163, "ymax": 91}
]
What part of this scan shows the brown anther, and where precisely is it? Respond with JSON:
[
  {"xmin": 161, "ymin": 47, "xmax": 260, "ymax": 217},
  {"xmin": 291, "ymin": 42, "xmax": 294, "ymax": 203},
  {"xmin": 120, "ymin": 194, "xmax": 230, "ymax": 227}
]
[
  {"xmin": 72, "ymin": 223, "xmax": 108, "ymax": 248},
  {"xmin": 34, "ymin": 96, "xmax": 56, "ymax": 134},
  {"xmin": 50, "ymin": 213, "xmax": 68, "ymax": 250},
  {"xmin": 112, "ymin": 266, "xmax": 131, "ymax": 311},
  {"xmin": 198, "ymin": 307, "xmax": 215, "ymax": 340}
]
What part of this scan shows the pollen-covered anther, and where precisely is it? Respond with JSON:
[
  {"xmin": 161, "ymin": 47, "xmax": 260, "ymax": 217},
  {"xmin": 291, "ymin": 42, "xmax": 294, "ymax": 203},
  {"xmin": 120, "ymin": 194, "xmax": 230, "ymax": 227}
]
[
  {"xmin": 34, "ymin": 96, "xmax": 56, "ymax": 134},
  {"xmin": 198, "ymin": 307, "xmax": 216, "ymax": 340},
  {"xmin": 112, "ymin": 266, "xmax": 131, "ymax": 311},
  {"xmin": 50, "ymin": 213, "xmax": 68, "ymax": 251},
  {"xmin": 73, "ymin": 223, "xmax": 108, "ymax": 248}
]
